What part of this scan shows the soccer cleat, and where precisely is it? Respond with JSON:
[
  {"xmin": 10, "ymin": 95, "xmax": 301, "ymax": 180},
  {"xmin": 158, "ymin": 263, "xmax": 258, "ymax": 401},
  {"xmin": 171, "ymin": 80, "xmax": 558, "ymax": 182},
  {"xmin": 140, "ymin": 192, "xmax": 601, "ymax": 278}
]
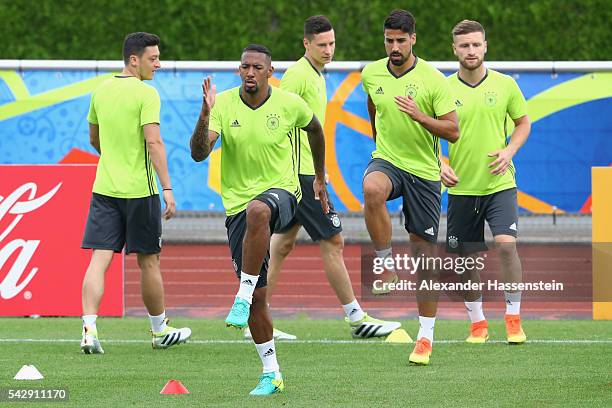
[
  {"xmin": 347, "ymin": 313, "xmax": 402, "ymax": 338},
  {"xmin": 244, "ymin": 327, "xmax": 297, "ymax": 340},
  {"xmin": 466, "ymin": 320, "xmax": 489, "ymax": 344},
  {"xmin": 505, "ymin": 314, "xmax": 527, "ymax": 344},
  {"xmin": 371, "ymin": 271, "xmax": 399, "ymax": 295},
  {"xmin": 409, "ymin": 338, "xmax": 432, "ymax": 365},
  {"xmin": 249, "ymin": 372, "xmax": 284, "ymax": 396},
  {"xmin": 225, "ymin": 297, "xmax": 250, "ymax": 329},
  {"xmin": 81, "ymin": 326, "xmax": 104, "ymax": 354},
  {"xmin": 151, "ymin": 318, "xmax": 192, "ymax": 349}
]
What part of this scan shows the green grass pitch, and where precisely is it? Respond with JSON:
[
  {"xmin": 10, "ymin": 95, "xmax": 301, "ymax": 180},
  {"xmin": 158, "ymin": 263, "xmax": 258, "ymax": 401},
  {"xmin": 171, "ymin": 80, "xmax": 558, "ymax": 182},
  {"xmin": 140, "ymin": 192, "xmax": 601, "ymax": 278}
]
[{"xmin": 0, "ymin": 318, "xmax": 610, "ymax": 407}]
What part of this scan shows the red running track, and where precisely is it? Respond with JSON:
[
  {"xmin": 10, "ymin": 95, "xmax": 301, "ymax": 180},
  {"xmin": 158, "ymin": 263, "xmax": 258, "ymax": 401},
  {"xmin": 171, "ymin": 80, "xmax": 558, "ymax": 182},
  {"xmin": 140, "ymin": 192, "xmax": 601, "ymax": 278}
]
[{"xmin": 125, "ymin": 244, "xmax": 592, "ymax": 319}]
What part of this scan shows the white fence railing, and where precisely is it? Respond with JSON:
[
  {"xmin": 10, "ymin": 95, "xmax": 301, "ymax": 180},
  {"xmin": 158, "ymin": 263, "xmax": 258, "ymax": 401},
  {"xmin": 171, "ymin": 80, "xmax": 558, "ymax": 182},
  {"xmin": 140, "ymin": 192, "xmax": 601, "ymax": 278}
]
[{"xmin": 1, "ymin": 60, "xmax": 611, "ymax": 72}]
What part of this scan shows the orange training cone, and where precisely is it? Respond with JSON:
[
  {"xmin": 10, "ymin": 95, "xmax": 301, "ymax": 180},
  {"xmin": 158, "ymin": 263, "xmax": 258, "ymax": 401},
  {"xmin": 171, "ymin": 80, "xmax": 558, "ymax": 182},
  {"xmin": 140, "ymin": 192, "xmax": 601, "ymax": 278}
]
[{"xmin": 160, "ymin": 380, "xmax": 190, "ymax": 394}]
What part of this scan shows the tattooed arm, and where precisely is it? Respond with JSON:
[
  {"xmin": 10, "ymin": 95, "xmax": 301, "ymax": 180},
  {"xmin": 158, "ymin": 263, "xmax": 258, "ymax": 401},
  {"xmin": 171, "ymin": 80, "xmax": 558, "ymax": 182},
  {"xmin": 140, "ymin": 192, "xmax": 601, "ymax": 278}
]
[
  {"xmin": 190, "ymin": 115, "xmax": 219, "ymax": 162},
  {"xmin": 190, "ymin": 77, "xmax": 218, "ymax": 162}
]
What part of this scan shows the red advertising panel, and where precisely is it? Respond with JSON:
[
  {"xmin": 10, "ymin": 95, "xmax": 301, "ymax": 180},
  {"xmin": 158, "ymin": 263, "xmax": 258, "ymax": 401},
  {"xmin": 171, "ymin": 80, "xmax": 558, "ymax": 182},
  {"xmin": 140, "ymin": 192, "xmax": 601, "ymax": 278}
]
[{"xmin": 0, "ymin": 165, "xmax": 123, "ymax": 316}]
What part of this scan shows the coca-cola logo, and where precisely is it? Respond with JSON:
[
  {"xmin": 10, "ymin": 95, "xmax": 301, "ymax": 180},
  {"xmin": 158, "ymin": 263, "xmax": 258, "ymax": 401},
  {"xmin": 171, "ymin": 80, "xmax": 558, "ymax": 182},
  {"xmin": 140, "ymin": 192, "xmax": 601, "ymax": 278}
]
[{"xmin": 0, "ymin": 182, "xmax": 62, "ymax": 300}]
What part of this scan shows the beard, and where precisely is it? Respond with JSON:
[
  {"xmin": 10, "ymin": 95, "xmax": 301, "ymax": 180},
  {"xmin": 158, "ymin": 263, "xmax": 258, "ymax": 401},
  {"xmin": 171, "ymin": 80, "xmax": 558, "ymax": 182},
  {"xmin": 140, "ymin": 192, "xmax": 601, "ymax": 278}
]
[
  {"xmin": 460, "ymin": 57, "xmax": 483, "ymax": 71},
  {"xmin": 389, "ymin": 51, "xmax": 410, "ymax": 66}
]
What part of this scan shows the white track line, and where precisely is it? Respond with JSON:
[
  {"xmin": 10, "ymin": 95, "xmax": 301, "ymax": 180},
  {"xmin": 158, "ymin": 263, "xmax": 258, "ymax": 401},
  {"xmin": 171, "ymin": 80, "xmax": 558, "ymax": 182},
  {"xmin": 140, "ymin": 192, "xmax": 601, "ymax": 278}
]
[{"xmin": 0, "ymin": 338, "xmax": 610, "ymax": 345}]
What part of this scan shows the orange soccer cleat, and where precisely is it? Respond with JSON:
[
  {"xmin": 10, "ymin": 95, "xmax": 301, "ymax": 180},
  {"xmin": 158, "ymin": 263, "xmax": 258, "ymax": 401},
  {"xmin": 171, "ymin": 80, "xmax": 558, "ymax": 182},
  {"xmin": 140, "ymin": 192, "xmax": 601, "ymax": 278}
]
[
  {"xmin": 505, "ymin": 314, "xmax": 527, "ymax": 344},
  {"xmin": 466, "ymin": 320, "xmax": 489, "ymax": 344},
  {"xmin": 409, "ymin": 338, "xmax": 432, "ymax": 365}
]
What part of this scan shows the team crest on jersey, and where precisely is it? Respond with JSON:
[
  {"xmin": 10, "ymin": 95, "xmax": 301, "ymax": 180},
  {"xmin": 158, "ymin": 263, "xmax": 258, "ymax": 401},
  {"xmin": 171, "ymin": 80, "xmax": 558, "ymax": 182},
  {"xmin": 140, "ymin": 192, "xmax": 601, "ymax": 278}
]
[
  {"xmin": 484, "ymin": 91, "xmax": 497, "ymax": 107},
  {"xmin": 405, "ymin": 84, "xmax": 419, "ymax": 99},
  {"xmin": 266, "ymin": 113, "xmax": 280, "ymax": 130}
]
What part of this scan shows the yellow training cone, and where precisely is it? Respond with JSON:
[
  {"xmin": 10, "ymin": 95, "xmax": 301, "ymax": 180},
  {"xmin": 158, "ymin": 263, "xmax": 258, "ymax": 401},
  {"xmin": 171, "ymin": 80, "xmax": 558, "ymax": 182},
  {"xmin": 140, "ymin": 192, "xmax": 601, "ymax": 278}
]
[{"xmin": 385, "ymin": 329, "xmax": 413, "ymax": 344}]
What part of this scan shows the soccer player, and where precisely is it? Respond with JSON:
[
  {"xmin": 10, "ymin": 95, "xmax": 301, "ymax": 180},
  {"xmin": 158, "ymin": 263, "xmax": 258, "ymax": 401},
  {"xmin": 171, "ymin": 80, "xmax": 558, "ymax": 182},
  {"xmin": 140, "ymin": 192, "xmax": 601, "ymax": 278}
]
[
  {"xmin": 81, "ymin": 32, "xmax": 191, "ymax": 354},
  {"xmin": 442, "ymin": 20, "xmax": 531, "ymax": 344},
  {"xmin": 189, "ymin": 44, "xmax": 329, "ymax": 395},
  {"xmin": 252, "ymin": 15, "xmax": 400, "ymax": 341},
  {"xmin": 361, "ymin": 10, "xmax": 459, "ymax": 365}
]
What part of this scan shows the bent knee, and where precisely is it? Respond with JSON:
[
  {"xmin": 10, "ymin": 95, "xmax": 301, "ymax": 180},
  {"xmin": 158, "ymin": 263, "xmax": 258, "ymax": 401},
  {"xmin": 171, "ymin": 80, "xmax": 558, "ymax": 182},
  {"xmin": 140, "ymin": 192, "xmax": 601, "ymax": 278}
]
[
  {"xmin": 323, "ymin": 233, "xmax": 344, "ymax": 252},
  {"xmin": 246, "ymin": 200, "xmax": 271, "ymax": 226},
  {"xmin": 363, "ymin": 177, "xmax": 390, "ymax": 205},
  {"xmin": 276, "ymin": 239, "xmax": 296, "ymax": 257}
]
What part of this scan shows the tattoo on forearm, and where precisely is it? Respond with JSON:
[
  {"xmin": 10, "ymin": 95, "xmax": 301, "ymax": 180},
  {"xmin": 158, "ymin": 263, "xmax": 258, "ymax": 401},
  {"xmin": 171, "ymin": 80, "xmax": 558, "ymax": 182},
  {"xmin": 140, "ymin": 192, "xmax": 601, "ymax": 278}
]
[{"xmin": 190, "ymin": 115, "xmax": 211, "ymax": 161}]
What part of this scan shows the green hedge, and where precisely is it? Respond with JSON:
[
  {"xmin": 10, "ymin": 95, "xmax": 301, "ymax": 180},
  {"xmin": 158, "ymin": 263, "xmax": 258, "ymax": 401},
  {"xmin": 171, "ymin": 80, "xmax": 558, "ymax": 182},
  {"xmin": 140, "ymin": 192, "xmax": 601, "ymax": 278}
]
[{"xmin": 1, "ymin": 0, "xmax": 609, "ymax": 61}]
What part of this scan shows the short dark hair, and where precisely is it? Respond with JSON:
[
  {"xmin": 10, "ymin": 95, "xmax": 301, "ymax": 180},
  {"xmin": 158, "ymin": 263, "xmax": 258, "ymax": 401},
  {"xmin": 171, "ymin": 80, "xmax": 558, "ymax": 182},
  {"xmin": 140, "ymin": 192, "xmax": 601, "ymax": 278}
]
[
  {"xmin": 123, "ymin": 32, "xmax": 160, "ymax": 65},
  {"xmin": 384, "ymin": 9, "xmax": 416, "ymax": 34},
  {"xmin": 452, "ymin": 20, "xmax": 486, "ymax": 38},
  {"xmin": 242, "ymin": 44, "xmax": 272, "ymax": 63},
  {"xmin": 304, "ymin": 15, "xmax": 333, "ymax": 40}
]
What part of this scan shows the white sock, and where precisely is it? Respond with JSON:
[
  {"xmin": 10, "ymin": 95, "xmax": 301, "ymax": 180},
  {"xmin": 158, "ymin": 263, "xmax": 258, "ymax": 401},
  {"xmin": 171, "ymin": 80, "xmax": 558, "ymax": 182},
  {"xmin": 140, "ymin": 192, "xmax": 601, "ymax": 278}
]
[
  {"xmin": 417, "ymin": 316, "xmax": 436, "ymax": 343},
  {"xmin": 149, "ymin": 311, "xmax": 167, "ymax": 333},
  {"xmin": 375, "ymin": 247, "xmax": 395, "ymax": 272},
  {"xmin": 342, "ymin": 299, "xmax": 365, "ymax": 322},
  {"xmin": 255, "ymin": 339, "xmax": 280, "ymax": 377},
  {"xmin": 237, "ymin": 272, "xmax": 259, "ymax": 304},
  {"xmin": 505, "ymin": 291, "xmax": 521, "ymax": 315},
  {"xmin": 82, "ymin": 314, "xmax": 97, "ymax": 330},
  {"xmin": 465, "ymin": 297, "xmax": 486, "ymax": 323}
]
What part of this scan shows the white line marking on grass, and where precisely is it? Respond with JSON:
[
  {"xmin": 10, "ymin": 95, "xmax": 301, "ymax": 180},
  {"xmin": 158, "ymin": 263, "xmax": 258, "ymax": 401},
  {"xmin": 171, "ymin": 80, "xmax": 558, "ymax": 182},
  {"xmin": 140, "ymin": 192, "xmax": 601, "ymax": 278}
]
[{"xmin": 0, "ymin": 338, "xmax": 611, "ymax": 345}]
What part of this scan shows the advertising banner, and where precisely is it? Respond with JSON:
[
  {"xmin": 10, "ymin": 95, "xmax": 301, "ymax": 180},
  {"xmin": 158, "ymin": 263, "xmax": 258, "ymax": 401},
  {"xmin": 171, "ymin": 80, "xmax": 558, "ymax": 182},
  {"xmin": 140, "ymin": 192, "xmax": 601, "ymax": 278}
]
[{"xmin": 0, "ymin": 165, "xmax": 123, "ymax": 316}]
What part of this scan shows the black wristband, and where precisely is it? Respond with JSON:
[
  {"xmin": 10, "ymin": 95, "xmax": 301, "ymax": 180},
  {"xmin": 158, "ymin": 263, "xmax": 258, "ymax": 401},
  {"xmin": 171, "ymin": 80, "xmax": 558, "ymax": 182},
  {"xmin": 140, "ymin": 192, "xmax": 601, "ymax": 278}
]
[{"xmin": 163, "ymin": 188, "xmax": 173, "ymax": 191}]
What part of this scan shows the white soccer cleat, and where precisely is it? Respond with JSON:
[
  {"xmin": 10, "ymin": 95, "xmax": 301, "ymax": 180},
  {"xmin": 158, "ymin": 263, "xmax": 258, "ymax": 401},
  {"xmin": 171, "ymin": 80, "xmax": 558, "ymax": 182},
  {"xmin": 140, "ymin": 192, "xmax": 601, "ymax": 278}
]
[
  {"xmin": 347, "ymin": 314, "xmax": 402, "ymax": 338},
  {"xmin": 81, "ymin": 326, "xmax": 104, "ymax": 354},
  {"xmin": 244, "ymin": 327, "xmax": 297, "ymax": 340},
  {"xmin": 151, "ymin": 319, "xmax": 192, "ymax": 349}
]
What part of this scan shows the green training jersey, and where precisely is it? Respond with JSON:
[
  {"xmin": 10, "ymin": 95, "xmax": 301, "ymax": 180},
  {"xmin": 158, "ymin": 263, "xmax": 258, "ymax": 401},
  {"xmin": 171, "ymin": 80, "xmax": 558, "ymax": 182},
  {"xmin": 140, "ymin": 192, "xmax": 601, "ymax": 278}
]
[
  {"xmin": 280, "ymin": 57, "xmax": 327, "ymax": 176},
  {"xmin": 447, "ymin": 69, "xmax": 527, "ymax": 196},
  {"xmin": 87, "ymin": 76, "xmax": 160, "ymax": 198},
  {"xmin": 209, "ymin": 86, "xmax": 314, "ymax": 216},
  {"xmin": 361, "ymin": 57, "xmax": 456, "ymax": 181}
]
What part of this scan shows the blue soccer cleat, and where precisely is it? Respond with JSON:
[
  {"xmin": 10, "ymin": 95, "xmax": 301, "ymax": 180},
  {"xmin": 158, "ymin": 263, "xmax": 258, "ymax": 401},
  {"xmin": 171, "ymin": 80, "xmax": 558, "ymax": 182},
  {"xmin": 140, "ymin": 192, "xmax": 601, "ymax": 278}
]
[
  {"xmin": 225, "ymin": 297, "xmax": 250, "ymax": 328},
  {"xmin": 249, "ymin": 372, "xmax": 284, "ymax": 396}
]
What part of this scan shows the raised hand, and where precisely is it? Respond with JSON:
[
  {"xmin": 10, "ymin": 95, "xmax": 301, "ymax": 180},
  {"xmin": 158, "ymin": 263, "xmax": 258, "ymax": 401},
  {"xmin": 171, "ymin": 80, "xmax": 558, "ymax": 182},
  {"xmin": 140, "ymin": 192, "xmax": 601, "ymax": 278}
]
[{"xmin": 201, "ymin": 76, "xmax": 217, "ymax": 116}]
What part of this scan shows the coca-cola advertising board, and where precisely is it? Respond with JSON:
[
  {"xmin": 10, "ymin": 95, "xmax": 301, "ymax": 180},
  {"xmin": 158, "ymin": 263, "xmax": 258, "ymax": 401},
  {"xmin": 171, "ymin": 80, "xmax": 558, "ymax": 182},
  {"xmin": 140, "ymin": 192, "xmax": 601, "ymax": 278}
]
[{"xmin": 0, "ymin": 165, "xmax": 123, "ymax": 316}]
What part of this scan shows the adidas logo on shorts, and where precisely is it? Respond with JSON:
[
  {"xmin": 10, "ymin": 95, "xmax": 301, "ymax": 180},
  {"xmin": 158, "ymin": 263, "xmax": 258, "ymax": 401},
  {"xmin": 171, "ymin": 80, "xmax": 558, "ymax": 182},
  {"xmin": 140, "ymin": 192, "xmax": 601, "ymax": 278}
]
[
  {"xmin": 509, "ymin": 223, "xmax": 517, "ymax": 231},
  {"xmin": 424, "ymin": 227, "xmax": 435, "ymax": 236}
]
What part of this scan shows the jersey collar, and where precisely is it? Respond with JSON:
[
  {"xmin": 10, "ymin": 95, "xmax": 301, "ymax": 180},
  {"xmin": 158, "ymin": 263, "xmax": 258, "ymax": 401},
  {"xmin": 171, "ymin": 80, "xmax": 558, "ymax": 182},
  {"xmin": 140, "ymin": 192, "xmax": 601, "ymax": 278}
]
[
  {"xmin": 239, "ymin": 86, "xmax": 272, "ymax": 110},
  {"xmin": 457, "ymin": 69, "xmax": 489, "ymax": 88},
  {"xmin": 303, "ymin": 56, "xmax": 322, "ymax": 76},
  {"xmin": 386, "ymin": 56, "xmax": 418, "ymax": 79}
]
